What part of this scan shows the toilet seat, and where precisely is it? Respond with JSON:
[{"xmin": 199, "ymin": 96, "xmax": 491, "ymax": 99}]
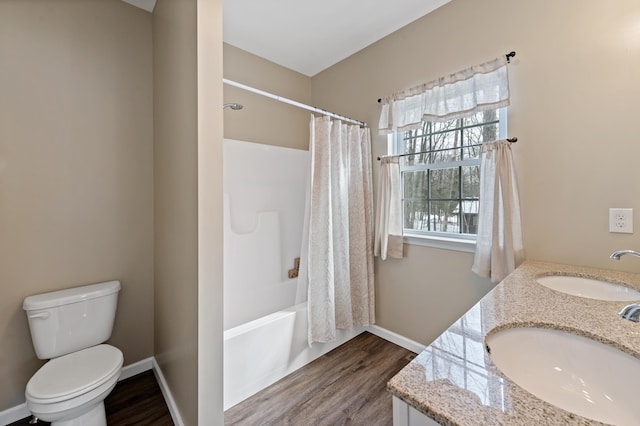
[{"xmin": 26, "ymin": 344, "xmax": 123, "ymax": 404}]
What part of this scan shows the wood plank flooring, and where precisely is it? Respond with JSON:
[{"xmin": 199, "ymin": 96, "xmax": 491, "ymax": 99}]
[
  {"xmin": 9, "ymin": 370, "xmax": 173, "ymax": 426},
  {"xmin": 10, "ymin": 332, "xmax": 413, "ymax": 426},
  {"xmin": 224, "ymin": 331, "xmax": 416, "ymax": 426}
]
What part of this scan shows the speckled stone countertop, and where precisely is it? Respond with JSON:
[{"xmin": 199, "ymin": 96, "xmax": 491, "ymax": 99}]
[{"xmin": 387, "ymin": 260, "xmax": 640, "ymax": 425}]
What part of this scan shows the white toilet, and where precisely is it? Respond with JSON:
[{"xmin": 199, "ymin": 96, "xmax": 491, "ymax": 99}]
[{"xmin": 23, "ymin": 280, "xmax": 123, "ymax": 426}]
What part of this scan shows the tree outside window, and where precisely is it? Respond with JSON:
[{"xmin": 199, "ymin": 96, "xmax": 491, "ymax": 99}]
[{"xmin": 399, "ymin": 109, "xmax": 499, "ymax": 237}]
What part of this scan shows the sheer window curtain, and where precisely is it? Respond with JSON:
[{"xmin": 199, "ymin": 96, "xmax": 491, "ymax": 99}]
[
  {"xmin": 378, "ymin": 56, "xmax": 510, "ymax": 134},
  {"xmin": 376, "ymin": 55, "xmax": 522, "ymax": 281},
  {"xmin": 472, "ymin": 140, "xmax": 524, "ymax": 282},
  {"xmin": 299, "ymin": 115, "xmax": 375, "ymax": 345},
  {"xmin": 374, "ymin": 156, "xmax": 403, "ymax": 260}
]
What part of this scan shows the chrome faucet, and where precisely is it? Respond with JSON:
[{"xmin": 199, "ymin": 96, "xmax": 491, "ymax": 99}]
[
  {"xmin": 610, "ymin": 250, "xmax": 640, "ymax": 260},
  {"xmin": 619, "ymin": 304, "xmax": 640, "ymax": 322}
]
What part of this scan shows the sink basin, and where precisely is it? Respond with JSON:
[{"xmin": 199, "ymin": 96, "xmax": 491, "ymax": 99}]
[
  {"xmin": 487, "ymin": 327, "xmax": 640, "ymax": 425},
  {"xmin": 536, "ymin": 275, "xmax": 640, "ymax": 301}
]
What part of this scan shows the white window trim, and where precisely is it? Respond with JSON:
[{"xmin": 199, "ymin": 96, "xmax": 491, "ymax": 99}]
[
  {"xmin": 404, "ymin": 232, "xmax": 476, "ymax": 253},
  {"xmin": 387, "ymin": 109, "xmax": 507, "ymax": 253}
]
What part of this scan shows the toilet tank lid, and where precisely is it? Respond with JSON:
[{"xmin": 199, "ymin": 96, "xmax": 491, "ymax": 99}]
[{"xmin": 23, "ymin": 280, "xmax": 121, "ymax": 311}]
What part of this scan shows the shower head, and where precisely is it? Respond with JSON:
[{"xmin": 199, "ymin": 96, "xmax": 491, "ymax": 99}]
[{"xmin": 223, "ymin": 103, "xmax": 243, "ymax": 110}]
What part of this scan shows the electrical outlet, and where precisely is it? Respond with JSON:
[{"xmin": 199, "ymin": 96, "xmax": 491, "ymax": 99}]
[{"xmin": 609, "ymin": 208, "xmax": 633, "ymax": 234}]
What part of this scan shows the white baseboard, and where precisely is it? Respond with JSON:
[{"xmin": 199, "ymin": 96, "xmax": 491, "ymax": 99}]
[
  {"xmin": 0, "ymin": 357, "xmax": 164, "ymax": 426},
  {"xmin": 0, "ymin": 402, "xmax": 30, "ymax": 426},
  {"xmin": 152, "ymin": 358, "xmax": 185, "ymax": 426},
  {"xmin": 367, "ymin": 325, "xmax": 426, "ymax": 354},
  {"xmin": 120, "ymin": 356, "xmax": 154, "ymax": 381}
]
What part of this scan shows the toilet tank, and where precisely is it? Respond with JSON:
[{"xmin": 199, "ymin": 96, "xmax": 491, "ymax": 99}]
[{"xmin": 23, "ymin": 280, "xmax": 121, "ymax": 359}]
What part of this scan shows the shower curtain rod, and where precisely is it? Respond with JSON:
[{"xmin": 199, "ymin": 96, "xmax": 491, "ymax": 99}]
[{"xmin": 223, "ymin": 79, "xmax": 367, "ymax": 127}]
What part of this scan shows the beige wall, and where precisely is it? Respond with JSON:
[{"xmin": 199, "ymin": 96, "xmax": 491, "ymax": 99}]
[
  {"xmin": 152, "ymin": 0, "xmax": 200, "ymax": 424},
  {"xmin": 0, "ymin": 0, "xmax": 154, "ymax": 411},
  {"xmin": 312, "ymin": 0, "xmax": 640, "ymax": 344},
  {"xmin": 197, "ymin": 0, "xmax": 224, "ymax": 423},
  {"xmin": 223, "ymin": 44, "xmax": 312, "ymax": 150},
  {"xmin": 0, "ymin": 0, "xmax": 223, "ymax": 420}
]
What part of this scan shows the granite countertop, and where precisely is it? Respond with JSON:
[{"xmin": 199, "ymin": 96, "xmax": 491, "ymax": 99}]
[{"xmin": 387, "ymin": 260, "xmax": 640, "ymax": 425}]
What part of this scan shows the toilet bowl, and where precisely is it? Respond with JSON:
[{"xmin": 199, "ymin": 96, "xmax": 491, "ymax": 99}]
[
  {"xmin": 26, "ymin": 344, "xmax": 123, "ymax": 426},
  {"xmin": 23, "ymin": 281, "xmax": 122, "ymax": 426}
]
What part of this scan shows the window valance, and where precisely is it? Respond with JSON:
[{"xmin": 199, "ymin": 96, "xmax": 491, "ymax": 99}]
[{"xmin": 378, "ymin": 56, "xmax": 510, "ymax": 135}]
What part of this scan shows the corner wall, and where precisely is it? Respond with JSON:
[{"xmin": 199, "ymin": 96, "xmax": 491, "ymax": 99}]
[
  {"xmin": 153, "ymin": 0, "xmax": 225, "ymax": 424},
  {"xmin": 152, "ymin": 0, "xmax": 199, "ymax": 424},
  {"xmin": 197, "ymin": 0, "xmax": 225, "ymax": 423},
  {"xmin": 311, "ymin": 0, "xmax": 640, "ymax": 344},
  {"xmin": 0, "ymin": 0, "xmax": 154, "ymax": 411}
]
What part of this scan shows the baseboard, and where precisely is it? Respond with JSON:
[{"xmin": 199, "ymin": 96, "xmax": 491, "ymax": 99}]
[
  {"xmin": 152, "ymin": 358, "xmax": 185, "ymax": 426},
  {"xmin": 366, "ymin": 325, "xmax": 426, "ymax": 354},
  {"xmin": 0, "ymin": 402, "xmax": 30, "ymax": 426},
  {"xmin": 120, "ymin": 356, "xmax": 154, "ymax": 381},
  {"xmin": 0, "ymin": 357, "xmax": 157, "ymax": 426}
]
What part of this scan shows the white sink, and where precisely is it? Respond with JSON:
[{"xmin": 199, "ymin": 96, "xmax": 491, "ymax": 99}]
[
  {"xmin": 536, "ymin": 275, "xmax": 640, "ymax": 301},
  {"xmin": 487, "ymin": 327, "xmax": 640, "ymax": 425}
]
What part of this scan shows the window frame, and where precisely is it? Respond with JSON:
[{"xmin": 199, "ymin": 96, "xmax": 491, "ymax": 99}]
[{"xmin": 389, "ymin": 108, "xmax": 507, "ymax": 252}]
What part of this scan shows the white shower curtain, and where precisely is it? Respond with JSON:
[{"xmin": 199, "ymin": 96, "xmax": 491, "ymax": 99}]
[
  {"xmin": 472, "ymin": 139, "xmax": 524, "ymax": 283},
  {"xmin": 299, "ymin": 115, "xmax": 375, "ymax": 344}
]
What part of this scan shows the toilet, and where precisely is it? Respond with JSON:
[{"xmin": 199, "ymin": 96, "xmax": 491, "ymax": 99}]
[{"xmin": 23, "ymin": 280, "xmax": 123, "ymax": 426}]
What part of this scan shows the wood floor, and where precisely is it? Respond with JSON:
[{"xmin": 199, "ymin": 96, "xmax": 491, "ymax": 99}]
[
  {"xmin": 225, "ymin": 331, "xmax": 416, "ymax": 426},
  {"xmin": 9, "ymin": 370, "xmax": 173, "ymax": 426},
  {"xmin": 10, "ymin": 332, "xmax": 413, "ymax": 426}
]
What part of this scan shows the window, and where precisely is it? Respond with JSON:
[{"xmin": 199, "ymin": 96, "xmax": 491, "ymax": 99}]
[{"xmin": 391, "ymin": 109, "xmax": 506, "ymax": 247}]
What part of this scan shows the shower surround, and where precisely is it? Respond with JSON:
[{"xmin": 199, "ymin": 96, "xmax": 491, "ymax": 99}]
[{"xmin": 223, "ymin": 139, "xmax": 363, "ymax": 410}]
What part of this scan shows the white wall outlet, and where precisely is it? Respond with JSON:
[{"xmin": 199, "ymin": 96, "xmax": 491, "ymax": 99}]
[{"xmin": 609, "ymin": 208, "xmax": 633, "ymax": 234}]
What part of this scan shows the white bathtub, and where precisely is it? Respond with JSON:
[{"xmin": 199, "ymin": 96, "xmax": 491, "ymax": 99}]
[
  {"xmin": 223, "ymin": 302, "xmax": 364, "ymax": 410},
  {"xmin": 223, "ymin": 139, "xmax": 364, "ymax": 410}
]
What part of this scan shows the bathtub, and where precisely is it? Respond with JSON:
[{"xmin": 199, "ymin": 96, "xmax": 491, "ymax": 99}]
[
  {"xmin": 223, "ymin": 301, "xmax": 364, "ymax": 410},
  {"xmin": 223, "ymin": 139, "xmax": 364, "ymax": 410}
]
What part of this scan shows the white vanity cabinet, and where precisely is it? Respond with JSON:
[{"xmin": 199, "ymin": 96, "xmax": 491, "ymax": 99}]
[{"xmin": 393, "ymin": 397, "xmax": 440, "ymax": 426}]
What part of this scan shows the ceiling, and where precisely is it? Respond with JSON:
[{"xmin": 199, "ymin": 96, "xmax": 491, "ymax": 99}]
[
  {"xmin": 224, "ymin": 0, "xmax": 451, "ymax": 76},
  {"xmin": 121, "ymin": 0, "xmax": 156, "ymax": 13},
  {"xmin": 123, "ymin": 0, "xmax": 451, "ymax": 77}
]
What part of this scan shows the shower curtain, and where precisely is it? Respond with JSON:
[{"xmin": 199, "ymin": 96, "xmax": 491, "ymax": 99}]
[{"xmin": 298, "ymin": 115, "xmax": 375, "ymax": 344}]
